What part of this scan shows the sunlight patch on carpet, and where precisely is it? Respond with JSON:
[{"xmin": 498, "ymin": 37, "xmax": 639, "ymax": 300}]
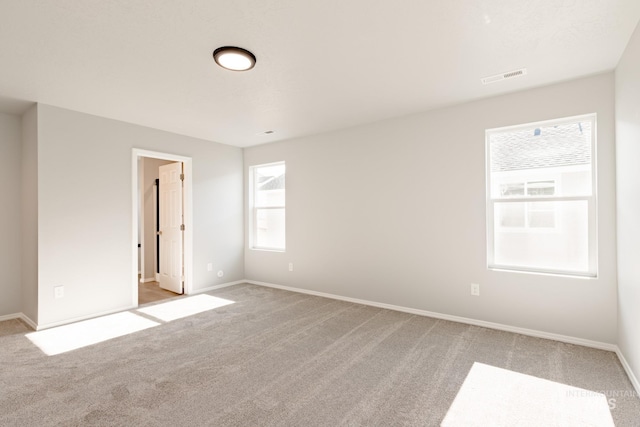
[
  {"xmin": 26, "ymin": 312, "xmax": 160, "ymax": 356},
  {"xmin": 137, "ymin": 294, "xmax": 235, "ymax": 322},
  {"xmin": 441, "ymin": 362, "xmax": 614, "ymax": 426}
]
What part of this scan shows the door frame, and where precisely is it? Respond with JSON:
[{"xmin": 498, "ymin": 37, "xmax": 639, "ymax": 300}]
[{"xmin": 131, "ymin": 149, "xmax": 193, "ymax": 307}]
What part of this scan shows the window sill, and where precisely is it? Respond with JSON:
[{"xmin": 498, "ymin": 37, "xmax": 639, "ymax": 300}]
[
  {"xmin": 488, "ymin": 265, "xmax": 597, "ymax": 279},
  {"xmin": 250, "ymin": 247, "xmax": 285, "ymax": 253}
]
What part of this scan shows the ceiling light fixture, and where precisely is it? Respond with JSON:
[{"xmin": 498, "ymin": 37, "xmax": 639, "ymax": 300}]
[{"xmin": 213, "ymin": 46, "xmax": 256, "ymax": 71}]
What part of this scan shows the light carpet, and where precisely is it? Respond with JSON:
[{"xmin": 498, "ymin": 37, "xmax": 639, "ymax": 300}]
[{"xmin": 0, "ymin": 283, "xmax": 638, "ymax": 426}]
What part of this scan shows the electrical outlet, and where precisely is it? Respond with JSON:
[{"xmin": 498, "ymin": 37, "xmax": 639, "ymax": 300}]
[
  {"xmin": 471, "ymin": 283, "xmax": 480, "ymax": 296},
  {"xmin": 54, "ymin": 286, "xmax": 64, "ymax": 299},
  {"xmin": 207, "ymin": 263, "xmax": 213, "ymax": 272},
  {"xmin": 217, "ymin": 270, "xmax": 224, "ymax": 278},
  {"xmin": 288, "ymin": 262, "xmax": 294, "ymax": 272}
]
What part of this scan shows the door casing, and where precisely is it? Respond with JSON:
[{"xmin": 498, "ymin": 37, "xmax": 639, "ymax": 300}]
[{"xmin": 132, "ymin": 149, "xmax": 193, "ymax": 306}]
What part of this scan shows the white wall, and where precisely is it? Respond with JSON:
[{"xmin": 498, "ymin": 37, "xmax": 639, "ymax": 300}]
[
  {"xmin": 616, "ymin": 21, "xmax": 640, "ymax": 386},
  {"xmin": 21, "ymin": 105, "xmax": 38, "ymax": 323},
  {"xmin": 140, "ymin": 157, "xmax": 172, "ymax": 281},
  {"xmin": 35, "ymin": 104, "xmax": 243, "ymax": 327},
  {"xmin": 0, "ymin": 113, "xmax": 23, "ymax": 316},
  {"xmin": 245, "ymin": 73, "xmax": 617, "ymax": 344}
]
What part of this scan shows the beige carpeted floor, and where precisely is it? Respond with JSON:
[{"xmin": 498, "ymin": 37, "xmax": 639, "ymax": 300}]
[{"xmin": 0, "ymin": 283, "xmax": 638, "ymax": 426}]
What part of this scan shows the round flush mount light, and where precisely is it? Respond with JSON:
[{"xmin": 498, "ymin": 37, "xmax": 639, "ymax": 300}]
[{"xmin": 213, "ymin": 46, "xmax": 256, "ymax": 71}]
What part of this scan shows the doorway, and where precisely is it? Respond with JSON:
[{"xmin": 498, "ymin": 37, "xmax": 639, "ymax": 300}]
[{"xmin": 132, "ymin": 149, "xmax": 193, "ymax": 307}]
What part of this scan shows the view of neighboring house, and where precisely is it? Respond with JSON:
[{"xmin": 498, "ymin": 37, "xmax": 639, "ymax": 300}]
[{"xmin": 488, "ymin": 117, "xmax": 594, "ymax": 275}]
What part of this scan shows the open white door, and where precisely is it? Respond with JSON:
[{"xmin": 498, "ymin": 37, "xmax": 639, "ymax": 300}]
[{"xmin": 158, "ymin": 162, "xmax": 184, "ymax": 294}]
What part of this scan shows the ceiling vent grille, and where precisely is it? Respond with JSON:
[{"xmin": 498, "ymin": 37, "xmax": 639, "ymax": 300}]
[{"xmin": 481, "ymin": 68, "xmax": 527, "ymax": 85}]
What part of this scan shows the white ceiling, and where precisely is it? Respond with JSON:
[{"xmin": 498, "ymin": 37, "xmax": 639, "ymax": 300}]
[{"xmin": 1, "ymin": 1, "xmax": 639, "ymax": 147}]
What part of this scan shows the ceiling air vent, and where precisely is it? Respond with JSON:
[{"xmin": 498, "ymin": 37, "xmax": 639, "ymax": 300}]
[{"xmin": 481, "ymin": 68, "xmax": 527, "ymax": 85}]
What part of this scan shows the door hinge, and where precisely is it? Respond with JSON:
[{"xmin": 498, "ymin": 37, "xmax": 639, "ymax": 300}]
[
  {"xmin": 180, "ymin": 224, "xmax": 185, "ymax": 231},
  {"xmin": 180, "ymin": 173, "xmax": 184, "ymax": 181}
]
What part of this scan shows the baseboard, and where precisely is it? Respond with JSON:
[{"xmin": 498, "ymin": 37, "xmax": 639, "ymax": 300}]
[
  {"xmin": 615, "ymin": 347, "xmax": 640, "ymax": 396},
  {"xmin": 0, "ymin": 312, "xmax": 22, "ymax": 322},
  {"xmin": 0, "ymin": 312, "xmax": 37, "ymax": 330},
  {"xmin": 35, "ymin": 305, "xmax": 137, "ymax": 331},
  {"xmin": 0, "ymin": 313, "xmax": 22, "ymax": 322},
  {"xmin": 139, "ymin": 277, "xmax": 156, "ymax": 283},
  {"xmin": 20, "ymin": 313, "xmax": 38, "ymax": 330},
  {"xmin": 190, "ymin": 280, "xmax": 245, "ymax": 295},
  {"xmin": 246, "ymin": 280, "xmax": 617, "ymax": 352}
]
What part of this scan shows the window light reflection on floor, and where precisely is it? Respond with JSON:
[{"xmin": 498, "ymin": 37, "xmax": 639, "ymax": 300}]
[
  {"xmin": 25, "ymin": 294, "xmax": 235, "ymax": 356},
  {"xmin": 441, "ymin": 362, "xmax": 614, "ymax": 426},
  {"xmin": 26, "ymin": 311, "xmax": 160, "ymax": 356},
  {"xmin": 137, "ymin": 294, "xmax": 235, "ymax": 322}
]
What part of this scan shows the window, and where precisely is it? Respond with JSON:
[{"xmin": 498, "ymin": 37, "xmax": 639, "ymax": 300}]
[
  {"xmin": 250, "ymin": 162, "xmax": 285, "ymax": 251},
  {"xmin": 498, "ymin": 180, "xmax": 557, "ymax": 229},
  {"xmin": 486, "ymin": 115, "xmax": 596, "ymax": 276}
]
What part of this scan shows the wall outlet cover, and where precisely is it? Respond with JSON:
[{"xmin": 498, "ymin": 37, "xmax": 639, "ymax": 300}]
[
  {"xmin": 471, "ymin": 283, "xmax": 480, "ymax": 296},
  {"xmin": 54, "ymin": 286, "xmax": 64, "ymax": 299}
]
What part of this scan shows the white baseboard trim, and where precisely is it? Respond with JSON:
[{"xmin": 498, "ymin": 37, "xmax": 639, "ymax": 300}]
[
  {"xmin": 20, "ymin": 313, "xmax": 38, "ymax": 330},
  {"xmin": 615, "ymin": 348, "xmax": 640, "ymax": 396},
  {"xmin": 0, "ymin": 313, "xmax": 37, "ymax": 330},
  {"xmin": 35, "ymin": 305, "xmax": 137, "ymax": 331},
  {"xmin": 139, "ymin": 277, "xmax": 156, "ymax": 283},
  {"xmin": 246, "ymin": 280, "xmax": 617, "ymax": 352},
  {"xmin": 0, "ymin": 312, "xmax": 22, "ymax": 322},
  {"xmin": 190, "ymin": 280, "xmax": 245, "ymax": 295}
]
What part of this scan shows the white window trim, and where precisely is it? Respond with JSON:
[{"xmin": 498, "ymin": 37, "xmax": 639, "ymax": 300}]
[
  {"xmin": 249, "ymin": 161, "xmax": 286, "ymax": 252},
  {"xmin": 485, "ymin": 114, "xmax": 598, "ymax": 277}
]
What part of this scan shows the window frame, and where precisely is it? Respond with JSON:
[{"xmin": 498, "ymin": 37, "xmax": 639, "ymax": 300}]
[
  {"xmin": 485, "ymin": 114, "xmax": 597, "ymax": 277},
  {"xmin": 249, "ymin": 161, "xmax": 286, "ymax": 252}
]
